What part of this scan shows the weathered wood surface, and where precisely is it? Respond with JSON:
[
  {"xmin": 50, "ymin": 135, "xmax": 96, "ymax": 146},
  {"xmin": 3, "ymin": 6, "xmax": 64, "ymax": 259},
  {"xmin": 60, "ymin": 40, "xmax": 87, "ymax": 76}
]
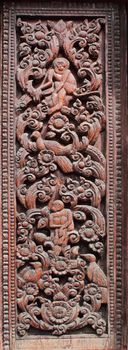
[
  {"xmin": 0, "ymin": 1, "xmax": 127, "ymax": 350},
  {"xmin": 16, "ymin": 15, "xmax": 107, "ymax": 338}
]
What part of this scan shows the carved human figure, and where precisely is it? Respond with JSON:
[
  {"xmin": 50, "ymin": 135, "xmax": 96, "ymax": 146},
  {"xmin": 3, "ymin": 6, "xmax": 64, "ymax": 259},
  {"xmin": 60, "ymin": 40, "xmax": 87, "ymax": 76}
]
[
  {"xmin": 45, "ymin": 58, "xmax": 77, "ymax": 114},
  {"xmin": 28, "ymin": 57, "xmax": 77, "ymax": 113},
  {"xmin": 48, "ymin": 200, "xmax": 74, "ymax": 251}
]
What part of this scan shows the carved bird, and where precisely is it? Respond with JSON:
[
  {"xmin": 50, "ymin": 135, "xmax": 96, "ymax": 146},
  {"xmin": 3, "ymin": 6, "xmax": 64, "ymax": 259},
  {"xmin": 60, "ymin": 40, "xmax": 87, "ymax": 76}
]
[
  {"xmin": 30, "ymin": 130, "xmax": 88, "ymax": 173},
  {"xmin": 17, "ymin": 261, "xmax": 43, "ymax": 311},
  {"xmin": 31, "ymin": 130, "xmax": 74, "ymax": 173},
  {"xmin": 18, "ymin": 261, "xmax": 43, "ymax": 284},
  {"xmin": 81, "ymin": 253, "xmax": 107, "ymax": 304},
  {"xmin": 31, "ymin": 130, "xmax": 78, "ymax": 155}
]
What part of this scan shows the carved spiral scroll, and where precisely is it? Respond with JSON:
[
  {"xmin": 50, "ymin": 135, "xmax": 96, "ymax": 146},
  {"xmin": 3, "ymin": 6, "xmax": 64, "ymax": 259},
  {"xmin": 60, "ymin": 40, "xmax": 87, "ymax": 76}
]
[{"xmin": 16, "ymin": 17, "xmax": 107, "ymax": 337}]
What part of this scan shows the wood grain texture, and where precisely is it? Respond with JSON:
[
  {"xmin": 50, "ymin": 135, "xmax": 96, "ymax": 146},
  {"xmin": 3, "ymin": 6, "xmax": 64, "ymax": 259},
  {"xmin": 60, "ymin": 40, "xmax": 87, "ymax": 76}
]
[{"xmin": 15, "ymin": 336, "xmax": 110, "ymax": 350}]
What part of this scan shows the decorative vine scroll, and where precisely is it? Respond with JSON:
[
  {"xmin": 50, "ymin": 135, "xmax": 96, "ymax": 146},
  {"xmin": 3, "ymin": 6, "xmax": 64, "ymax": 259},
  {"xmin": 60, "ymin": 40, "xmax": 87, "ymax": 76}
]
[{"xmin": 16, "ymin": 17, "xmax": 107, "ymax": 337}]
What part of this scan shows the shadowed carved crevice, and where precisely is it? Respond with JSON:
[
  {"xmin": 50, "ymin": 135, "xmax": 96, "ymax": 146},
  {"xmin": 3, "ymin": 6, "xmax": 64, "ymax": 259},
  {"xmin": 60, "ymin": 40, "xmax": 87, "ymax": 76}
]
[{"xmin": 16, "ymin": 17, "xmax": 107, "ymax": 337}]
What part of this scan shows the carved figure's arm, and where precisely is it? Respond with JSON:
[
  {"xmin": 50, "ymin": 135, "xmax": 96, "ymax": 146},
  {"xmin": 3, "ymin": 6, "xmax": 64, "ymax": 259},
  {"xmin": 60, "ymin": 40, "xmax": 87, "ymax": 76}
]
[
  {"xmin": 41, "ymin": 68, "xmax": 54, "ymax": 91},
  {"xmin": 55, "ymin": 70, "xmax": 70, "ymax": 93}
]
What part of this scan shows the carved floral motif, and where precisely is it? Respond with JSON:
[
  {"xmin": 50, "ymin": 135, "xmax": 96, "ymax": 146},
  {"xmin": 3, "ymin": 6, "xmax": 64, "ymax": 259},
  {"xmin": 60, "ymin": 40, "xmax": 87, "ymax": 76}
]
[{"xmin": 16, "ymin": 17, "xmax": 107, "ymax": 336}]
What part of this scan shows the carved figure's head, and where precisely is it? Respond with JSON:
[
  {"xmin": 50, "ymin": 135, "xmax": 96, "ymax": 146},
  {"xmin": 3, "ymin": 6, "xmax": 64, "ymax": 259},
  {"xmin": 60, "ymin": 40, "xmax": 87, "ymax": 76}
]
[
  {"xmin": 53, "ymin": 57, "xmax": 69, "ymax": 73},
  {"xmin": 51, "ymin": 200, "xmax": 64, "ymax": 212}
]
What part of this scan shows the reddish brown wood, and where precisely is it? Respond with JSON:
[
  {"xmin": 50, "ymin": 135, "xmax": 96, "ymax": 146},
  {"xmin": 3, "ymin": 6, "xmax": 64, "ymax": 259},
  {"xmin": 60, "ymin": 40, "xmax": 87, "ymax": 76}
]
[
  {"xmin": 0, "ymin": 1, "xmax": 127, "ymax": 350},
  {"xmin": 16, "ymin": 16, "xmax": 107, "ymax": 337}
]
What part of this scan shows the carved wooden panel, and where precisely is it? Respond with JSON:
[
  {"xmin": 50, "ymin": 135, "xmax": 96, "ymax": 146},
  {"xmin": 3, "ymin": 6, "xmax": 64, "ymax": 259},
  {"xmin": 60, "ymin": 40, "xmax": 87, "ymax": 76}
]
[
  {"xmin": 16, "ymin": 15, "xmax": 107, "ymax": 337},
  {"xmin": 0, "ymin": 1, "xmax": 127, "ymax": 350}
]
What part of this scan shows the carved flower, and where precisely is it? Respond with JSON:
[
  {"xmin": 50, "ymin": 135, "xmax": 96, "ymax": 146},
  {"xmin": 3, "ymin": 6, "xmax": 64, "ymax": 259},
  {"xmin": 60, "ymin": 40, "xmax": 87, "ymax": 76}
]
[
  {"xmin": 17, "ymin": 241, "xmax": 36, "ymax": 261},
  {"xmin": 24, "ymin": 282, "xmax": 39, "ymax": 296},
  {"xmin": 79, "ymin": 221, "xmax": 102, "ymax": 242},
  {"xmin": 50, "ymin": 257, "xmax": 68, "ymax": 275},
  {"xmin": 37, "ymin": 150, "xmax": 57, "ymax": 174},
  {"xmin": 48, "ymin": 301, "xmax": 71, "ymax": 323},
  {"xmin": 48, "ymin": 114, "xmax": 69, "ymax": 134},
  {"xmin": 38, "ymin": 150, "xmax": 54, "ymax": 164},
  {"xmin": 41, "ymin": 299, "xmax": 79, "ymax": 331}
]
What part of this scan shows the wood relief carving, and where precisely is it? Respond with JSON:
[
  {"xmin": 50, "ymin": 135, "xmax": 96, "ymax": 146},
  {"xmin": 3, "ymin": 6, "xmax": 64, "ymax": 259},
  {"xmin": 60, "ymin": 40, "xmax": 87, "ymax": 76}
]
[{"xmin": 16, "ymin": 17, "xmax": 107, "ymax": 337}]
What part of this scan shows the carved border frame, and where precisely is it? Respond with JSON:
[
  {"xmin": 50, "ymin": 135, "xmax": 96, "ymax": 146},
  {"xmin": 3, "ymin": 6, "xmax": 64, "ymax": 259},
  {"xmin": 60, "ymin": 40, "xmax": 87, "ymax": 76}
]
[{"xmin": 0, "ymin": 1, "xmax": 127, "ymax": 350}]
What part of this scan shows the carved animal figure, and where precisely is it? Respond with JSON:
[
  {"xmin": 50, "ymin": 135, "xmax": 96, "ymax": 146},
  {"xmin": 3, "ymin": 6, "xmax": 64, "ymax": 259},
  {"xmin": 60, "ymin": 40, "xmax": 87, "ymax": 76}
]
[
  {"xmin": 81, "ymin": 253, "xmax": 107, "ymax": 304},
  {"xmin": 30, "ymin": 130, "xmax": 88, "ymax": 173},
  {"xmin": 18, "ymin": 262, "xmax": 43, "ymax": 284},
  {"xmin": 28, "ymin": 57, "xmax": 77, "ymax": 113},
  {"xmin": 45, "ymin": 57, "xmax": 77, "ymax": 114}
]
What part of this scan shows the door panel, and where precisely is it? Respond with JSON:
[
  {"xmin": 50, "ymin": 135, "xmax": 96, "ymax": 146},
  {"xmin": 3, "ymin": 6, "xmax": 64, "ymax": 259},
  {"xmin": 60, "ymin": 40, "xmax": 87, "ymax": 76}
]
[{"xmin": 0, "ymin": 1, "xmax": 127, "ymax": 350}]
